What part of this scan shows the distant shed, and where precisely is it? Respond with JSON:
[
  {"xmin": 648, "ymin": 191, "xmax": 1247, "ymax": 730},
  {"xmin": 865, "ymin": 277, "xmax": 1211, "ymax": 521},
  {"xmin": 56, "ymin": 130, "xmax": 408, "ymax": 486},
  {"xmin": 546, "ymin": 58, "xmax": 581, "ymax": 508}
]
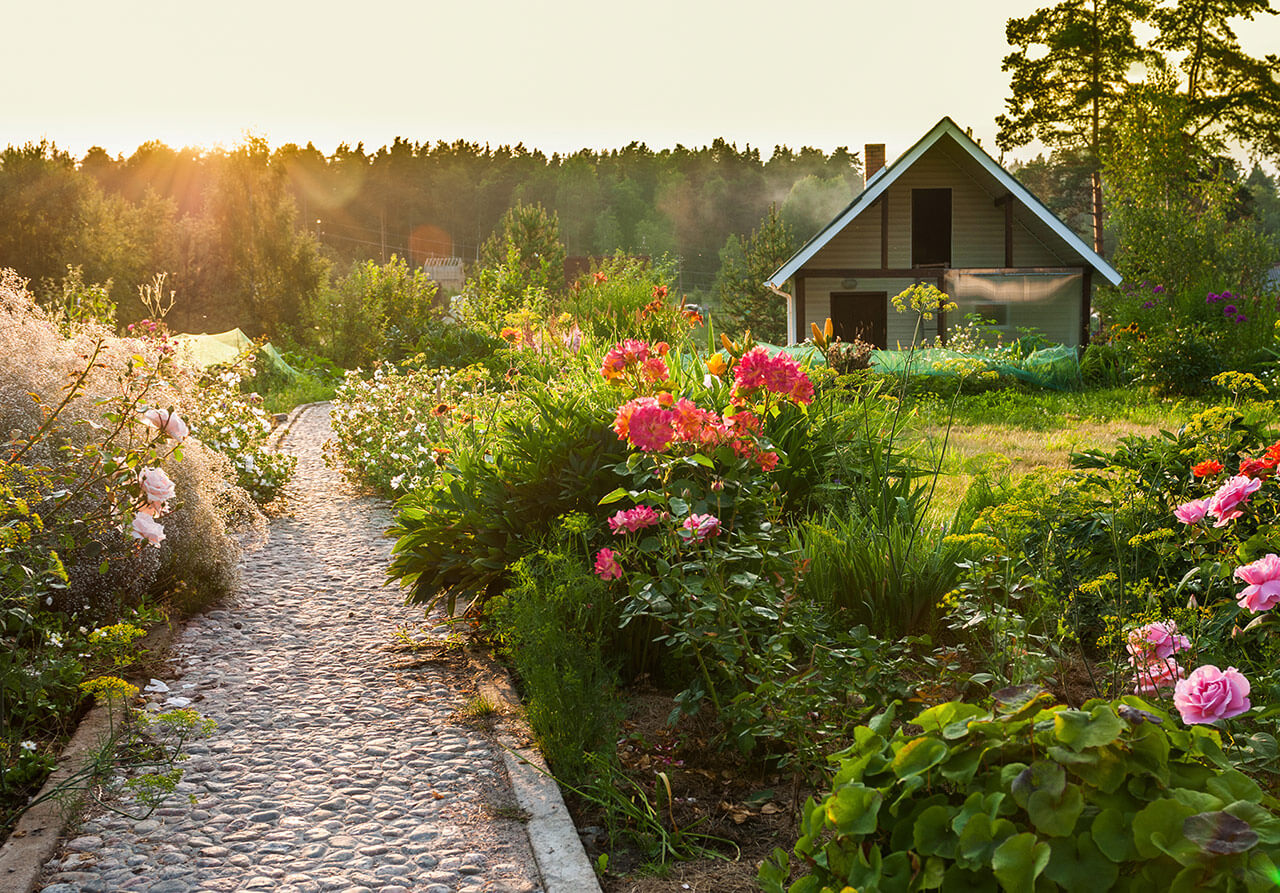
[{"xmin": 421, "ymin": 257, "xmax": 465, "ymax": 293}]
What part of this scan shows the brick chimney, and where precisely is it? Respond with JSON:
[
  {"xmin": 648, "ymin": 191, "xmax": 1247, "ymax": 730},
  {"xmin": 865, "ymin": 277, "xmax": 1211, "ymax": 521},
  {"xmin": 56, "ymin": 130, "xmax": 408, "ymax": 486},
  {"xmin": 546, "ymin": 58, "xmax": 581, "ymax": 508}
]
[{"xmin": 865, "ymin": 144, "xmax": 886, "ymax": 182}]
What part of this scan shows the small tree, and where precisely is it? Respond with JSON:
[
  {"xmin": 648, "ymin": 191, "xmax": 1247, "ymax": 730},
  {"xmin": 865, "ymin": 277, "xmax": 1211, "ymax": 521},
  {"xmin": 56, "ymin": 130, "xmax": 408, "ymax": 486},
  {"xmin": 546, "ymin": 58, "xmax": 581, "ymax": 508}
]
[
  {"xmin": 301, "ymin": 255, "xmax": 440, "ymax": 367},
  {"xmin": 715, "ymin": 205, "xmax": 798, "ymax": 344},
  {"xmin": 1104, "ymin": 78, "xmax": 1273, "ymax": 298}
]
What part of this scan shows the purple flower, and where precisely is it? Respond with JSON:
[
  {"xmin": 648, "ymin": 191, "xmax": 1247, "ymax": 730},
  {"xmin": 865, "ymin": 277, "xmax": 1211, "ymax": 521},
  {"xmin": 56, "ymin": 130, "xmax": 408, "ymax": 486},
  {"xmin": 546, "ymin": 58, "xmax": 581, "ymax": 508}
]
[
  {"xmin": 1236, "ymin": 314, "xmax": 1248, "ymax": 324},
  {"xmin": 1141, "ymin": 301, "xmax": 1156, "ymax": 309},
  {"xmin": 1223, "ymin": 305, "xmax": 1237, "ymax": 315},
  {"xmin": 1152, "ymin": 285, "xmax": 1165, "ymax": 294},
  {"xmin": 1207, "ymin": 293, "xmax": 1220, "ymax": 304}
]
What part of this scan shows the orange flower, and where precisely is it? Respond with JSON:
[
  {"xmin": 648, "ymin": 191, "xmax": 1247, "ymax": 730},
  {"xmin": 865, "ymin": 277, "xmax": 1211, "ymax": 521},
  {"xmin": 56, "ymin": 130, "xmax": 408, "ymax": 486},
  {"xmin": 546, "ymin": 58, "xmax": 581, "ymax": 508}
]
[
  {"xmin": 652, "ymin": 284, "xmax": 669, "ymax": 299},
  {"xmin": 706, "ymin": 352, "xmax": 728, "ymax": 376},
  {"xmin": 499, "ymin": 327, "xmax": 522, "ymax": 344},
  {"xmin": 593, "ymin": 271, "xmax": 609, "ymax": 284},
  {"xmin": 1192, "ymin": 459, "xmax": 1224, "ymax": 477}
]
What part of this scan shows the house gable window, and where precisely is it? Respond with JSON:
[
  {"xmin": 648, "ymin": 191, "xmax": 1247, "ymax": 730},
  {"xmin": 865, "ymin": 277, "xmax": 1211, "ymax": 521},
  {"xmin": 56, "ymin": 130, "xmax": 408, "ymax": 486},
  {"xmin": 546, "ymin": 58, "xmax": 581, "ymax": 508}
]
[{"xmin": 912, "ymin": 188, "xmax": 952, "ymax": 266}]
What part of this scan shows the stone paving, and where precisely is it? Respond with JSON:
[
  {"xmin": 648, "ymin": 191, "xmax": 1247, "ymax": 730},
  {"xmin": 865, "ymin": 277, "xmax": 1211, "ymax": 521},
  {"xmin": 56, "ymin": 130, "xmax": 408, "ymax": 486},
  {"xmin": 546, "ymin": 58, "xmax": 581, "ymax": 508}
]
[{"xmin": 38, "ymin": 404, "xmax": 543, "ymax": 893}]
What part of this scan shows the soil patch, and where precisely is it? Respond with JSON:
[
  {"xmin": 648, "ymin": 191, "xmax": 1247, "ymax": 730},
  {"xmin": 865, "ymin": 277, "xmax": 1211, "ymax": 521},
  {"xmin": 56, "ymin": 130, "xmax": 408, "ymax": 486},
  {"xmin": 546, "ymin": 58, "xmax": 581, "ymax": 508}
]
[{"xmin": 568, "ymin": 689, "xmax": 807, "ymax": 892}]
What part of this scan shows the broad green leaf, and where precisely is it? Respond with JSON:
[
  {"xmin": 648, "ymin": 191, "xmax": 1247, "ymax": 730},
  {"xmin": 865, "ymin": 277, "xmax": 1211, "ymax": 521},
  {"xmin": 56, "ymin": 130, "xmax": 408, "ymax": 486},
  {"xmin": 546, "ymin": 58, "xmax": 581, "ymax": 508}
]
[
  {"xmin": 992, "ymin": 832, "xmax": 1050, "ymax": 892},
  {"xmin": 597, "ymin": 486, "xmax": 629, "ymax": 505},
  {"xmin": 914, "ymin": 701, "xmax": 990, "ymax": 733},
  {"xmin": 1133, "ymin": 798, "xmax": 1197, "ymax": 860},
  {"xmin": 667, "ymin": 496, "xmax": 689, "ymax": 516},
  {"xmin": 1055, "ymin": 704, "xmax": 1124, "ymax": 752},
  {"xmin": 961, "ymin": 815, "xmax": 1018, "ymax": 871},
  {"xmin": 1045, "ymin": 831, "xmax": 1120, "ymax": 890},
  {"xmin": 1090, "ymin": 808, "xmax": 1136, "ymax": 863},
  {"xmin": 1011, "ymin": 761, "xmax": 1065, "ymax": 809},
  {"xmin": 689, "ymin": 452, "xmax": 715, "ymax": 468},
  {"xmin": 915, "ymin": 804, "xmax": 958, "ymax": 858},
  {"xmin": 891, "ymin": 737, "xmax": 949, "ymax": 780},
  {"xmin": 824, "ymin": 784, "xmax": 882, "ymax": 835},
  {"xmin": 1207, "ymin": 769, "xmax": 1263, "ymax": 805},
  {"xmin": 1028, "ymin": 783, "xmax": 1084, "ymax": 837}
]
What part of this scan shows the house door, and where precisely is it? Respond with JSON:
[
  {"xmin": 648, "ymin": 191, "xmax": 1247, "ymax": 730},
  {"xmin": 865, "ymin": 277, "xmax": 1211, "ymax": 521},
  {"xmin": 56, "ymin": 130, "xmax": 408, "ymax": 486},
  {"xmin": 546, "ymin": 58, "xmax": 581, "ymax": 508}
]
[{"xmin": 830, "ymin": 292, "xmax": 887, "ymax": 348}]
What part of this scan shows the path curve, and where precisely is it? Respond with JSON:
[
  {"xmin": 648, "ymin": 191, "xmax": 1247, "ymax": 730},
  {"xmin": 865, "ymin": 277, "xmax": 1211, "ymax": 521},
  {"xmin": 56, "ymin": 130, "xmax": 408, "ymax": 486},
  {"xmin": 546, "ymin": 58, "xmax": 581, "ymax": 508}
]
[{"xmin": 39, "ymin": 404, "xmax": 542, "ymax": 893}]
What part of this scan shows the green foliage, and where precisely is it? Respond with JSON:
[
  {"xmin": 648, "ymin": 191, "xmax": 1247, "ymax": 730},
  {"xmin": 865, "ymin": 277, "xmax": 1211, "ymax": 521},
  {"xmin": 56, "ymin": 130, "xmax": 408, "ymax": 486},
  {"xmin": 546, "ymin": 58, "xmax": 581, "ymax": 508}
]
[
  {"xmin": 188, "ymin": 348, "xmax": 297, "ymax": 504},
  {"xmin": 716, "ymin": 205, "xmax": 798, "ymax": 344},
  {"xmin": 40, "ymin": 265, "xmax": 117, "ymax": 333},
  {"xmin": 559, "ymin": 256, "xmax": 690, "ymax": 346},
  {"xmin": 386, "ymin": 375, "xmax": 630, "ymax": 615},
  {"xmin": 301, "ymin": 255, "xmax": 441, "ymax": 368},
  {"xmin": 1104, "ymin": 79, "xmax": 1274, "ymax": 299},
  {"xmin": 489, "ymin": 523, "xmax": 622, "ymax": 783},
  {"xmin": 463, "ymin": 202, "xmax": 567, "ymax": 331},
  {"xmin": 793, "ymin": 509, "xmax": 967, "ymax": 637},
  {"xmin": 762, "ymin": 692, "xmax": 1280, "ymax": 892}
]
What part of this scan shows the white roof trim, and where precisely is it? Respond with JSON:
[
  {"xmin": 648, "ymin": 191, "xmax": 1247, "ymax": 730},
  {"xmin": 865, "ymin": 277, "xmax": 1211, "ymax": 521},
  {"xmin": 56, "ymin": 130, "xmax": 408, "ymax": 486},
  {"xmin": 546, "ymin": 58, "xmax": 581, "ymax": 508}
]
[{"xmin": 767, "ymin": 117, "xmax": 1121, "ymax": 288}]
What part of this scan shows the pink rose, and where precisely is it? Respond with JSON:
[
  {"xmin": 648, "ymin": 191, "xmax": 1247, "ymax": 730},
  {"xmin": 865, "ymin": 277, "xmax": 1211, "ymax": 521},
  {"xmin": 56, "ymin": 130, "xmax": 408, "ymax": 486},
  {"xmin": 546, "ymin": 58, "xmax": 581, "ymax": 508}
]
[
  {"xmin": 138, "ymin": 467, "xmax": 176, "ymax": 510},
  {"xmin": 1234, "ymin": 553, "xmax": 1280, "ymax": 613},
  {"xmin": 1206, "ymin": 475, "xmax": 1263, "ymax": 527},
  {"xmin": 608, "ymin": 505, "xmax": 660, "ymax": 535},
  {"xmin": 1174, "ymin": 498, "xmax": 1210, "ymax": 524},
  {"xmin": 1131, "ymin": 656, "xmax": 1185, "ymax": 695},
  {"xmin": 1126, "ymin": 621, "xmax": 1190, "ymax": 660},
  {"xmin": 1173, "ymin": 665, "xmax": 1251, "ymax": 724},
  {"xmin": 624, "ymin": 400, "xmax": 676, "ymax": 453},
  {"xmin": 142, "ymin": 407, "xmax": 189, "ymax": 442},
  {"xmin": 594, "ymin": 547, "xmax": 622, "ymax": 581},
  {"xmin": 681, "ymin": 513, "xmax": 721, "ymax": 543},
  {"xmin": 130, "ymin": 509, "xmax": 165, "ymax": 547}
]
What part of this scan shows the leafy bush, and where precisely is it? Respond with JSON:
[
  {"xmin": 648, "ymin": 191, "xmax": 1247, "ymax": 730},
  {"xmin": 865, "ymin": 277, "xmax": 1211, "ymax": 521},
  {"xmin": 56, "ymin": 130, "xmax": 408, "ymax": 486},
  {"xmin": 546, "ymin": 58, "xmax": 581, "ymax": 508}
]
[
  {"xmin": 187, "ymin": 351, "xmax": 297, "ymax": 505},
  {"xmin": 762, "ymin": 689, "xmax": 1280, "ymax": 892},
  {"xmin": 0, "ymin": 269, "xmax": 247, "ymax": 825},
  {"xmin": 489, "ymin": 518, "xmax": 622, "ymax": 783},
  {"xmin": 301, "ymin": 255, "xmax": 441, "ymax": 368}
]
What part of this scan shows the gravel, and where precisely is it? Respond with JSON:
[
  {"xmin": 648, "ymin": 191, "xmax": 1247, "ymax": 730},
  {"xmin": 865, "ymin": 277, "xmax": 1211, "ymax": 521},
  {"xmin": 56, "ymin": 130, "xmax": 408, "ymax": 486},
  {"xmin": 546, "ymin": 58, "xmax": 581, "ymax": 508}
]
[{"xmin": 38, "ymin": 404, "xmax": 542, "ymax": 893}]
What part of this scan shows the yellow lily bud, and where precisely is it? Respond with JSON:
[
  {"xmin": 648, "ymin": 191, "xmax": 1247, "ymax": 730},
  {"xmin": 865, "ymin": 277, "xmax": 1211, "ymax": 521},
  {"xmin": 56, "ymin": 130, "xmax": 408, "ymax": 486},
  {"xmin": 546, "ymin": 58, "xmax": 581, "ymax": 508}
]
[
  {"xmin": 706, "ymin": 352, "xmax": 728, "ymax": 376},
  {"xmin": 824, "ymin": 317, "xmax": 833, "ymax": 339}
]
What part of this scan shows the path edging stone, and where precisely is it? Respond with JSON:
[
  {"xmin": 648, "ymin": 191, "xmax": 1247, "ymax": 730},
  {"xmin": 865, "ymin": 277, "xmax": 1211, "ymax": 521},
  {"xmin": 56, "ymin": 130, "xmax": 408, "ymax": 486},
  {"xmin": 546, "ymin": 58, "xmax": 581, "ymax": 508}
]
[
  {"xmin": 0, "ymin": 620, "xmax": 179, "ymax": 893},
  {"xmin": 475, "ymin": 656, "xmax": 604, "ymax": 893}
]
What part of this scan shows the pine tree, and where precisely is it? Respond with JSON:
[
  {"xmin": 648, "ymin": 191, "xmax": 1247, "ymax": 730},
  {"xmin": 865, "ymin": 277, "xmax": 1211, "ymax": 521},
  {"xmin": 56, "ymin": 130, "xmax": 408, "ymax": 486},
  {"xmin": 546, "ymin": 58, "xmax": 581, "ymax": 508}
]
[{"xmin": 715, "ymin": 206, "xmax": 798, "ymax": 344}]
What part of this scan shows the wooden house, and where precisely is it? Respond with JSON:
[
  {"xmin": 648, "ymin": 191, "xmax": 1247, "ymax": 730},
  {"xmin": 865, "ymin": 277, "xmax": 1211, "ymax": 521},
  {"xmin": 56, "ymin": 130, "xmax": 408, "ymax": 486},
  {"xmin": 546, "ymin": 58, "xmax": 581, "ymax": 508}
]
[{"xmin": 767, "ymin": 117, "xmax": 1121, "ymax": 348}]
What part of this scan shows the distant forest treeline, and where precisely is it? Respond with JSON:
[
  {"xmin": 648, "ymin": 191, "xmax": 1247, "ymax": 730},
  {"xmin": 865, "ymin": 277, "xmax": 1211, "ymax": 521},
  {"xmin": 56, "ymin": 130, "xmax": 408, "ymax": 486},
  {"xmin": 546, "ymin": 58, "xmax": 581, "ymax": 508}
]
[{"xmin": 0, "ymin": 136, "xmax": 869, "ymax": 337}]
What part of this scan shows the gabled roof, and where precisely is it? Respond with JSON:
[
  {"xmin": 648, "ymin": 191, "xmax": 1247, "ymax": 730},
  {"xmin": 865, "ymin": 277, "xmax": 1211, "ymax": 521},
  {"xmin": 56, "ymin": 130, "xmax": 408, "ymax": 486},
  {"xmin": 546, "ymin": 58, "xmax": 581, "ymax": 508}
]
[{"xmin": 767, "ymin": 117, "xmax": 1122, "ymax": 287}]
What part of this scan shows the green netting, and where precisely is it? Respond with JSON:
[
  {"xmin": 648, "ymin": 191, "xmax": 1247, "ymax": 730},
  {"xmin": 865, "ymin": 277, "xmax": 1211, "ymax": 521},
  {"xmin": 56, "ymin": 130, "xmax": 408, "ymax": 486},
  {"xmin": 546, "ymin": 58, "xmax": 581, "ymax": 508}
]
[
  {"xmin": 722, "ymin": 342, "xmax": 1079, "ymax": 390},
  {"xmin": 868, "ymin": 345, "xmax": 1081, "ymax": 390},
  {"xmin": 171, "ymin": 328, "xmax": 299, "ymax": 379}
]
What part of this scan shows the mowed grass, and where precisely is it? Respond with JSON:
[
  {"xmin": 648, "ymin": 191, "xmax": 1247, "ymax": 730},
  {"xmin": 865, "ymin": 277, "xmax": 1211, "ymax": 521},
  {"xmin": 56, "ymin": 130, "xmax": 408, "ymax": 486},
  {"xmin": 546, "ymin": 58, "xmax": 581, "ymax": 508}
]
[{"xmin": 906, "ymin": 387, "xmax": 1209, "ymax": 521}]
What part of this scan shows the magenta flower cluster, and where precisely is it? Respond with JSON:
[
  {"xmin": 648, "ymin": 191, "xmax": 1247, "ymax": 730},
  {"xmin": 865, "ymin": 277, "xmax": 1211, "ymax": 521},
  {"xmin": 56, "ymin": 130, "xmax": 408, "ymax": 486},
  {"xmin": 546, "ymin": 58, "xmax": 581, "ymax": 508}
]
[{"xmin": 1206, "ymin": 290, "xmax": 1247, "ymax": 323}]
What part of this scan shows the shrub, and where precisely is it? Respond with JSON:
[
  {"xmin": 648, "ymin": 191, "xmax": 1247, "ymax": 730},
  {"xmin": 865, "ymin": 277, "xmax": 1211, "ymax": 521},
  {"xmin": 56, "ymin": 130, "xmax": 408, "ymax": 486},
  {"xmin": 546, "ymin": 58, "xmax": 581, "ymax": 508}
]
[
  {"xmin": 762, "ymin": 689, "xmax": 1280, "ymax": 892},
  {"xmin": 488, "ymin": 518, "xmax": 622, "ymax": 783},
  {"xmin": 301, "ymin": 255, "xmax": 441, "ymax": 368}
]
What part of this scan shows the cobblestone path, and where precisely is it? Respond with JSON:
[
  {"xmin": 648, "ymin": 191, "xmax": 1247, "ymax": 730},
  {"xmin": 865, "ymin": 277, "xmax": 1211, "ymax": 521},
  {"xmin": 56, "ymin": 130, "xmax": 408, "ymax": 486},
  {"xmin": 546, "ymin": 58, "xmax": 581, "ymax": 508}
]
[{"xmin": 39, "ymin": 404, "xmax": 542, "ymax": 893}]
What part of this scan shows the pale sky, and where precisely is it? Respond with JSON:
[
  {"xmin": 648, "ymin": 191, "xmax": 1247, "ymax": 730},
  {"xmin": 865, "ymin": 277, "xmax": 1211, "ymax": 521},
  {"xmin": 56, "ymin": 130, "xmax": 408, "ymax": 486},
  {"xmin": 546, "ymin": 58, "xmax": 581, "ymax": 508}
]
[{"xmin": 5, "ymin": 0, "xmax": 1278, "ymax": 167}]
